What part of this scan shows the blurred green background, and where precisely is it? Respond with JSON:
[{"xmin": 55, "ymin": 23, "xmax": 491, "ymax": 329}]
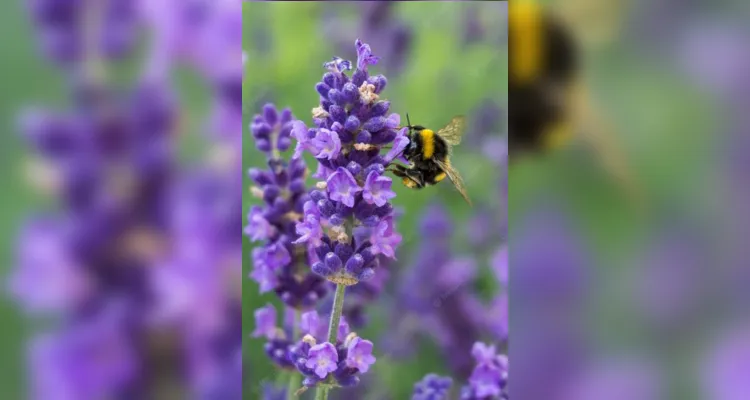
[
  {"xmin": 243, "ymin": 2, "xmax": 506, "ymax": 398},
  {"xmin": 0, "ymin": 1, "xmax": 65, "ymax": 396}
]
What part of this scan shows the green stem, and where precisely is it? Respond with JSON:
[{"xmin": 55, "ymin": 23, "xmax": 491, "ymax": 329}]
[
  {"xmin": 314, "ymin": 387, "xmax": 328, "ymax": 400},
  {"xmin": 327, "ymin": 284, "xmax": 347, "ymax": 344},
  {"xmin": 313, "ymin": 285, "xmax": 347, "ymax": 400}
]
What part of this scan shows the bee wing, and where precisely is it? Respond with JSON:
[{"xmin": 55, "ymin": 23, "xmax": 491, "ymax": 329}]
[
  {"xmin": 436, "ymin": 116, "xmax": 467, "ymax": 146},
  {"xmin": 434, "ymin": 158, "xmax": 472, "ymax": 205}
]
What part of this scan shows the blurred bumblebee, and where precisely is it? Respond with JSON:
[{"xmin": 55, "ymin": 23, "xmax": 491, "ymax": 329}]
[
  {"xmin": 509, "ymin": 0, "xmax": 642, "ymax": 206},
  {"xmin": 509, "ymin": 0, "xmax": 578, "ymax": 155},
  {"xmin": 389, "ymin": 114, "xmax": 472, "ymax": 205}
]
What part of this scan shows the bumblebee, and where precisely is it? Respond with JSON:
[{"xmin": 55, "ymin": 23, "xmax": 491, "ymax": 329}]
[
  {"xmin": 509, "ymin": 0, "xmax": 578, "ymax": 156},
  {"xmin": 389, "ymin": 115, "xmax": 472, "ymax": 205},
  {"xmin": 509, "ymin": 1, "xmax": 643, "ymax": 208}
]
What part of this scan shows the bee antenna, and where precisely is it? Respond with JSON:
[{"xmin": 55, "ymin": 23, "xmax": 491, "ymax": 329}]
[{"xmin": 406, "ymin": 113, "xmax": 412, "ymax": 128}]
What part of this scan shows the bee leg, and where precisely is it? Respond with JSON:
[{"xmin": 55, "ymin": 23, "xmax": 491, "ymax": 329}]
[{"xmin": 388, "ymin": 165, "xmax": 424, "ymax": 189}]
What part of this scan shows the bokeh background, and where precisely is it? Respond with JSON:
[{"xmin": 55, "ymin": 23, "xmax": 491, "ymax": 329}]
[
  {"xmin": 243, "ymin": 2, "xmax": 507, "ymax": 399},
  {"xmin": 511, "ymin": 0, "xmax": 750, "ymax": 399},
  {"xmin": 1, "ymin": 0, "xmax": 242, "ymax": 398}
]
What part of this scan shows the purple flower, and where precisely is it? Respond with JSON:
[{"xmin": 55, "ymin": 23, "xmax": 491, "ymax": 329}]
[
  {"xmin": 365, "ymin": 216, "xmax": 402, "ymax": 259},
  {"xmin": 312, "ymin": 128, "xmax": 342, "ymax": 160},
  {"xmin": 355, "ymin": 38, "xmax": 380, "ymax": 71},
  {"xmin": 327, "ymin": 167, "xmax": 362, "ymax": 208},
  {"xmin": 338, "ymin": 316, "xmax": 351, "ymax": 341},
  {"xmin": 294, "ymin": 213, "xmax": 324, "ymax": 246},
  {"xmin": 323, "ymin": 56, "xmax": 352, "ymax": 72},
  {"xmin": 252, "ymin": 304, "xmax": 278, "ymax": 340},
  {"xmin": 346, "ymin": 337, "xmax": 376, "ymax": 373},
  {"xmin": 291, "ymin": 120, "xmax": 313, "ymax": 159},
  {"xmin": 468, "ymin": 363, "xmax": 504, "ymax": 398},
  {"xmin": 249, "ymin": 264, "xmax": 278, "ymax": 294},
  {"xmin": 363, "ymin": 171, "xmax": 396, "ymax": 207},
  {"xmin": 300, "ymin": 311, "xmax": 322, "ymax": 336},
  {"xmin": 305, "ymin": 342, "xmax": 339, "ymax": 379},
  {"xmin": 472, "ymin": 342, "xmax": 498, "ymax": 365},
  {"xmin": 461, "ymin": 342, "xmax": 509, "ymax": 399},
  {"xmin": 8, "ymin": 218, "xmax": 92, "ymax": 315},
  {"xmin": 492, "ymin": 246, "xmax": 508, "ymax": 285},
  {"xmin": 384, "ymin": 127, "xmax": 410, "ymax": 163},
  {"xmin": 412, "ymin": 374, "xmax": 453, "ymax": 400},
  {"xmin": 245, "ymin": 206, "xmax": 275, "ymax": 241}
]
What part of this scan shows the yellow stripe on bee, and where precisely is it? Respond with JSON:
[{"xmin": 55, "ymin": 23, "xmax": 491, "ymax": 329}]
[
  {"xmin": 420, "ymin": 129, "xmax": 435, "ymax": 159},
  {"xmin": 435, "ymin": 172, "xmax": 447, "ymax": 182},
  {"xmin": 510, "ymin": 0, "xmax": 543, "ymax": 84}
]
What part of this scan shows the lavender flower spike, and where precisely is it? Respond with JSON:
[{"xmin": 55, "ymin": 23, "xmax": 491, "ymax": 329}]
[{"xmin": 293, "ymin": 39, "xmax": 402, "ymax": 287}]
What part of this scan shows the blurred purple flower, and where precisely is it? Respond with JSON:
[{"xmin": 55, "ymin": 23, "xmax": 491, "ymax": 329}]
[
  {"xmin": 345, "ymin": 337, "xmax": 376, "ymax": 373},
  {"xmin": 412, "ymin": 374, "xmax": 453, "ymax": 400},
  {"xmin": 8, "ymin": 217, "xmax": 92, "ymax": 315},
  {"xmin": 252, "ymin": 304, "xmax": 278, "ymax": 340}
]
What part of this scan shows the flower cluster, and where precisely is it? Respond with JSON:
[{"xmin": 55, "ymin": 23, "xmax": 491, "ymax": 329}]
[
  {"xmin": 290, "ymin": 310, "xmax": 376, "ymax": 389},
  {"xmin": 387, "ymin": 204, "xmax": 499, "ymax": 377},
  {"xmin": 460, "ymin": 343, "xmax": 509, "ymax": 400},
  {"xmin": 412, "ymin": 374, "xmax": 454, "ymax": 400},
  {"xmin": 246, "ymin": 103, "xmax": 329, "ymax": 308},
  {"xmin": 292, "ymin": 38, "xmax": 405, "ymax": 287}
]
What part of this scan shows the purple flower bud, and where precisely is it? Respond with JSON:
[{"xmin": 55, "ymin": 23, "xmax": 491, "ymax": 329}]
[
  {"xmin": 370, "ymin": 101, "xmax": 390, "ymax": 117},
  {"xmin": 352, "ymin": 69, "xmax": 367, "ymax": 86},
  {"xmin": 345, "ymin": 254, "xmax": 364, "ymax": 275},
  {"xmin": 263, "ymin": 184, "xmax": 280, "ymax": 203},
  {"xmin": 257, "ymin": 138, "xmax": 271, "ymax": 152},
  {"xmin": 344, "ymin": 116, "xmax": 361, "ymax": 132},
  {"xmin": 368, "ymin": 75, "xmax": 387, "ymax": 93},
  {"xmin": 346, "ymin": 161, "xmax": 362, "ymax": 176},
  {"xmin": 356, "ymin": 130, "xmax": 372, "ymax": 144},
  {"xmin": 329, "ymin": 214, "xmax": 345, "ymax": 226},
  {"xmin": 334, "ymin": 242, "xmax": 354, "ymax": 263},
  {"xmin": 323, "ymin": 72, "xmax": 336, "ymax": 88},
  {"xmin": 289, "ymin": 178, "xmax": 307, "ymax": 194},
  {"xmin": 277, "ymin": 136, "xmax": 291, "ymax": 151},
  {"xmin": 316, "ymin": 82, "xmax": 332, "ymax": 98},
  {"xmin": 364, "ymin": 163, "xmax": 385, "ymax": 176},
  {"xmin": 329, "ymin": 105, "xmax": 346, "ymax": 124},
  {"xmin": 310, "ymin": 190, "xmax": 326, "ymax": 202},
  {"xmin": 252, "ymin": 122, "xmax": 273, "ymax": 138},
  {"xmin": 312, "ymin": 262, "xmax": 332, "ymax": 277},
  {"xmin": 280, "ymin": 108, "xmax": 293, "ymax": 124},
  {"xmin": 324, "ymin": 252, "xmax": 343, "ymax": 272},
  {"xmin": 362, "ymin": 117, "xmax": 386, "ymax": 133},
  {"xmin": 328, "ymin": 89, "xmax": 345, "ymax": 105},
  {"xmin": 317, "ymin": 199, "xmax": 335, "ymax": 217},
  {"xmin": 358, "ymin": 268, "xmax": 375, "ymax": 281},
  {"xmin": 342, "ymin": 82, "xmax": 359, "ymax": 104},
  {"xmin": 263, "ymin": 103, "xmax": 278, "ymax": 126}
]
